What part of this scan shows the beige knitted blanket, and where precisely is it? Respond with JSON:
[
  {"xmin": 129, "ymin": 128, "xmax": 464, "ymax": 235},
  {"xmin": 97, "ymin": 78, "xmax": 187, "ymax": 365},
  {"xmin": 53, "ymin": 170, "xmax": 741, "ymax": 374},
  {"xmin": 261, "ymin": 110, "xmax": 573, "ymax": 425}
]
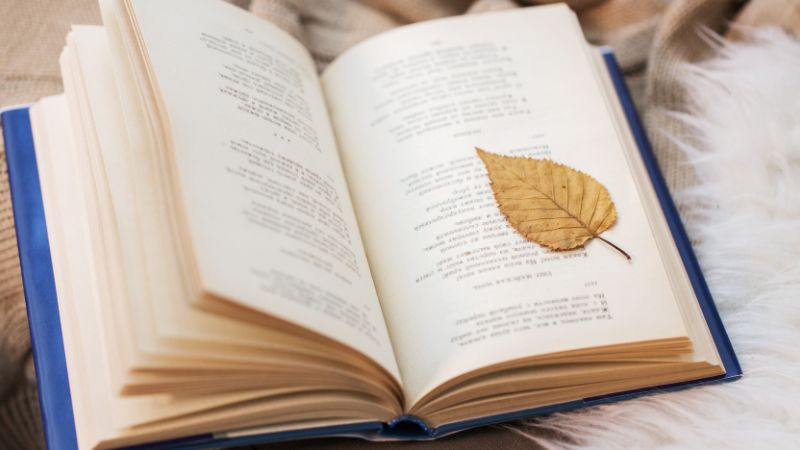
[{"xmin": 0, "ymin": 0, "xmax": 739, "ymax": 447}]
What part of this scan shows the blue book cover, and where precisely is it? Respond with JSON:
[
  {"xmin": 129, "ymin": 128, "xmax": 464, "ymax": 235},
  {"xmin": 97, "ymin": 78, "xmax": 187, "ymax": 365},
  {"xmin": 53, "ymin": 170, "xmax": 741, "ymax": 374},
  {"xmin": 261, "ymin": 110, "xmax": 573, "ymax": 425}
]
[{"xmin": 0, "ymin": 50, "xmax": 741, "ymax": 450}]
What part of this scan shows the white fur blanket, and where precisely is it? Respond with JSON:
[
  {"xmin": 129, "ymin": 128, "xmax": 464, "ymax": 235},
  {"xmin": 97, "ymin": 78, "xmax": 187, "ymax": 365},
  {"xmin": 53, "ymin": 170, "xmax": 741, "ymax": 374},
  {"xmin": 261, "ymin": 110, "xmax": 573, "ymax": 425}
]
[{"xmin": 515, "ymin": 28, "xmax": 800, "ymax": 449}]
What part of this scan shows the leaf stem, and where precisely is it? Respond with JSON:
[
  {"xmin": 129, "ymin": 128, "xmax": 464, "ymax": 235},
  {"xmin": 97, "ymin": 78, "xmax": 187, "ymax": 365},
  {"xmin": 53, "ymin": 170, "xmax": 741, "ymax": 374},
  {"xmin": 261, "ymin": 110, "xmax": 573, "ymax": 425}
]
[{"xmin": 596, "ymin": 236, "xmax": 631, "ymax": 261}]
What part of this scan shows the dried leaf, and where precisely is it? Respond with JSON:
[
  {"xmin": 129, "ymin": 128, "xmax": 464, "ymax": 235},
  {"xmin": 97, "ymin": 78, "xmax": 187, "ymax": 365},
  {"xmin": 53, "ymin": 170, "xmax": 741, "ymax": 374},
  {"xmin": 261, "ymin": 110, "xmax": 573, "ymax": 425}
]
[{"xmin": 476, "ymin": 148, "xmax": 630, "ymax": 260}]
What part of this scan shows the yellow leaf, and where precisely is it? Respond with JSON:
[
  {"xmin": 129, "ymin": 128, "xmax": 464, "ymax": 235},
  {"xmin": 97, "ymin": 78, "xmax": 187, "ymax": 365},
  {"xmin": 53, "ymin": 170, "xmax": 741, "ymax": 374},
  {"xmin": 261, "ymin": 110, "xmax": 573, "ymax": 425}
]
[{"xmin": 476, "ymin": 148, "xmax": 630, "ymax": 260}]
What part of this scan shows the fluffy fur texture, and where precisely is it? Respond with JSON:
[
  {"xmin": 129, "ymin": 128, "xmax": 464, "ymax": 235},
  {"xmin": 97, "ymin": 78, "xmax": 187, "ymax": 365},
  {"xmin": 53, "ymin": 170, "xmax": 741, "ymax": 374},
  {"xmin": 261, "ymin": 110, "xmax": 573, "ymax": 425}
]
[{"xmin": 514, "ymin": 28, "xmax": 800, "ymax": 449}]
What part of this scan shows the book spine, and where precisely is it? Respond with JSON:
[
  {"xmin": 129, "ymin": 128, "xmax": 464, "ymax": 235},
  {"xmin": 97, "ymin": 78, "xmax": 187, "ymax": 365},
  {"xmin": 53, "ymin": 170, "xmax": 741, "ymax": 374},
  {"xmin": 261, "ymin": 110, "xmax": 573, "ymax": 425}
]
[{"xmin": 380, "ymin": 415, "xmax": 436, "ymax": 439}]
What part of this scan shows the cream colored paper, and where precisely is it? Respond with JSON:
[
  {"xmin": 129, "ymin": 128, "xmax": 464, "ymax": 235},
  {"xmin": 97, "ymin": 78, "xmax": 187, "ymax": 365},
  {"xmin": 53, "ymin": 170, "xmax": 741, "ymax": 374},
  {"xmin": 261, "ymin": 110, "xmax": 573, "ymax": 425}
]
[
  {"xmin": 126, "ymin": 0, "xmax": 399, "ymax": 376},
  {"xmin": 322, "ymin": 5, "xmax": 689, "ymax": 405}
]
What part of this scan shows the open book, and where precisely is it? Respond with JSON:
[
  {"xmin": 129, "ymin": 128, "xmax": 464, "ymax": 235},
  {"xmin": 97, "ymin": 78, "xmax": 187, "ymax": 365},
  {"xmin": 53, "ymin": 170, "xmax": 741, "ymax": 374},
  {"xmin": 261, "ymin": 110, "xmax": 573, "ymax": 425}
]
[{"xmin": 1, "ymin": 0, "xmax": 740, "ymax": 448}]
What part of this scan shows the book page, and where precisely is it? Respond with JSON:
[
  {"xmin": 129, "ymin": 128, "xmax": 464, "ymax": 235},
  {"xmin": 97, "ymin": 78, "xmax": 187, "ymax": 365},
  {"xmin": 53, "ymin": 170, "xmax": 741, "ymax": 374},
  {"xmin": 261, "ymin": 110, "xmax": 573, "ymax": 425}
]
[
  {"xmin": 126, "ymin": 0, "xmax": 399, "ymax": 377},
  {"xmin": 322, "ymin": 5, "xmax": 689, "ymax": 405}
]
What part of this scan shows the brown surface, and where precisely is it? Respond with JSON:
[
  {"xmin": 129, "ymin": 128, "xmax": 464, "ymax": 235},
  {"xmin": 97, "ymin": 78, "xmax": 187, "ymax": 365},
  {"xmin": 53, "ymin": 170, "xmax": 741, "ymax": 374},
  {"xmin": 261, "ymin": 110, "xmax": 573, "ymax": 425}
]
[
  {"xmin": 727, "ymin": 0, "xmax": 800, "ymax": 39},
  {"xmin": 0, "ymin": 0, "xmax": 101, "ymax": 106},
  {"xmin": 237, "ymin": 425, "xmax": 554, "ymax": 449}
]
